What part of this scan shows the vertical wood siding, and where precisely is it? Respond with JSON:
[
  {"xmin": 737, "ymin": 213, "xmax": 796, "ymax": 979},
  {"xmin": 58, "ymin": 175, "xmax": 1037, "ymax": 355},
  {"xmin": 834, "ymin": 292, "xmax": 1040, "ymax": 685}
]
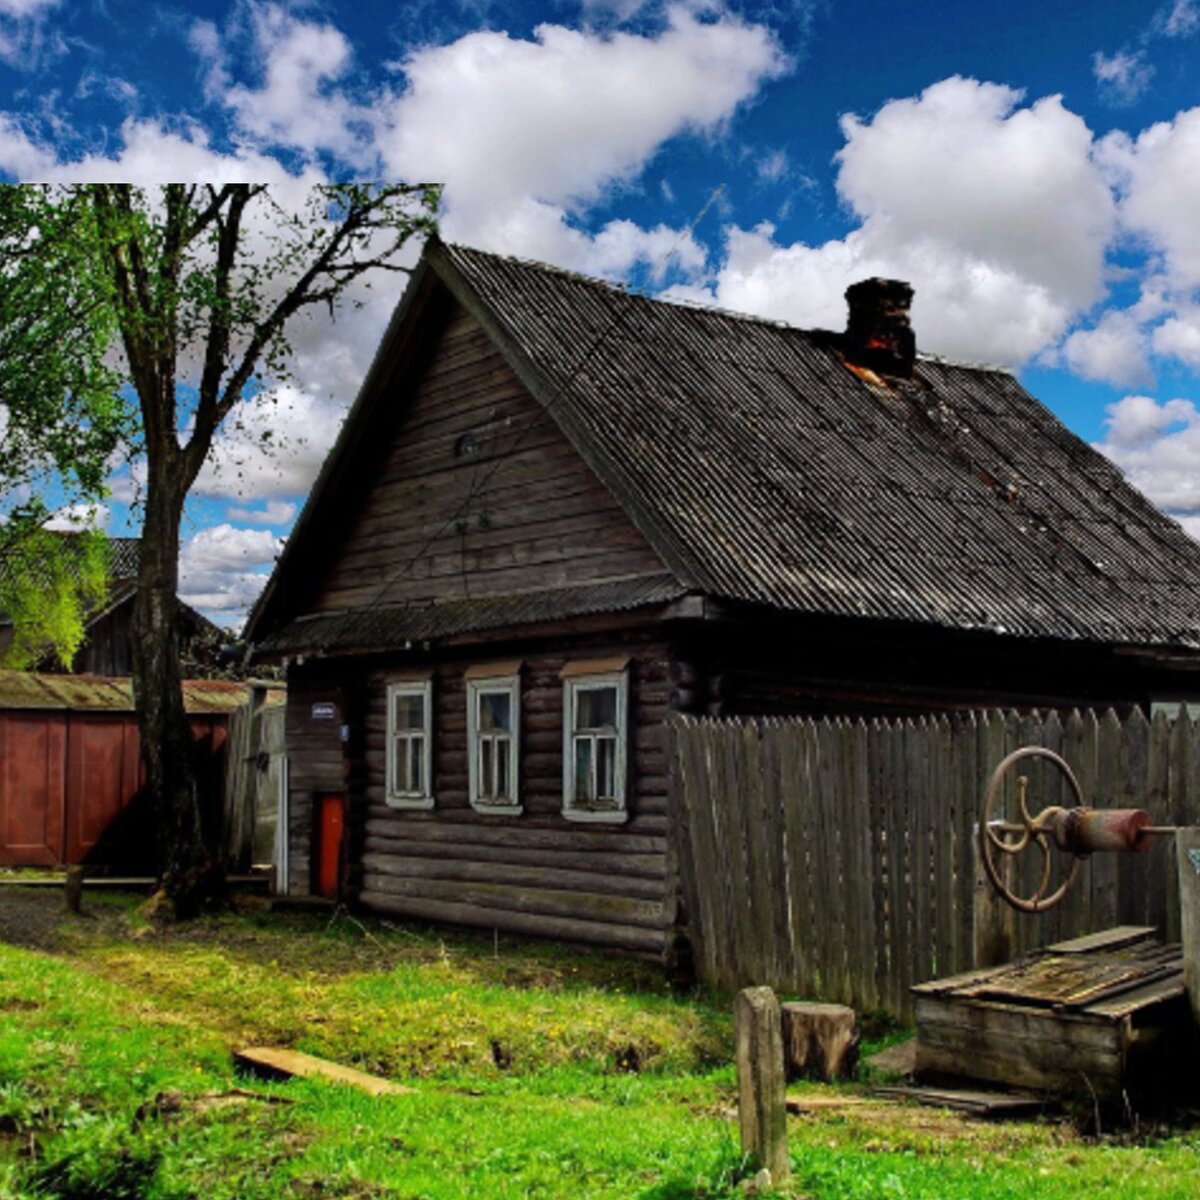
[
  {"xmin": 670, "ymin": 708, "xmax": 1200, "ymax": 1020},
  {"xmin": 311, "ymin": 304, "xmax": 666, "ymax": 615}
]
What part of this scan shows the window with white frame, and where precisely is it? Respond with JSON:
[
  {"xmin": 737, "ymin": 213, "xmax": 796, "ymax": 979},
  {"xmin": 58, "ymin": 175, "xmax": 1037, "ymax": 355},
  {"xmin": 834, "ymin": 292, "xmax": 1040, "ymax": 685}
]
[
  {"xmin": 386, "ymin": 680, "xmax": 433, "ymax": 808},
  {"xmin": 562, "ymin": 670, "xmax": 628, "ymax": 822},
  {"xmin": 467, "ymin": 673, "xmax": 521, "ymax": 814}
]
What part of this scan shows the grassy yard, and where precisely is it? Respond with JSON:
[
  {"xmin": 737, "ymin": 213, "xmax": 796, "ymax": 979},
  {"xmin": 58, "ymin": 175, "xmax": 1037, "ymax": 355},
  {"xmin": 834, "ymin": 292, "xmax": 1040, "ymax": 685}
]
[{"xmin": 0, "ymin": 891, "xmax": 1198, "ymax": 1199}]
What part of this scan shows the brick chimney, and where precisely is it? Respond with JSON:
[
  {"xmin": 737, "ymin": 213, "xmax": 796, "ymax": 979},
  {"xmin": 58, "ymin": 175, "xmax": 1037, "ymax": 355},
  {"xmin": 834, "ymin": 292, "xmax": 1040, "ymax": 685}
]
[{"xmin": 844, "ymin": 278, "xmax": 916, "ymax": 379}]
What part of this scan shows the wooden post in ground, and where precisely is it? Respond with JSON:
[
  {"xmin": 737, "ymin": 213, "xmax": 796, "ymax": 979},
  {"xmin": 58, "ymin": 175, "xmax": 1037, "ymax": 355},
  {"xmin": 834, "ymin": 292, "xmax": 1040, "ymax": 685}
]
[
  {"xmin": 973, "ymin": 824, "xmax": 1015, "ymax": 968},
  {"xmin": 734, "ymin": 986, "xmax": 789, "ymax": 1184},
  {"xmin": 64, "ymin": 866, "xmax": 84, "ymax": 914},
  {"xmin": 1176, "ymin": 828, "xmax": 1200, "ymax": 1025}
]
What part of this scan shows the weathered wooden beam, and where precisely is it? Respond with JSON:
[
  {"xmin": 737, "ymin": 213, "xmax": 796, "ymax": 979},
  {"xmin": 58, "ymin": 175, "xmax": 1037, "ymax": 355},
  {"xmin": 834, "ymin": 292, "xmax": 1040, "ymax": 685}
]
[
  {"xmin": 733, "ymin": 986, "xmax": 789, "ymax": 1185},
  {"xmin": 780, "ymin": 1002, "xmax": 859, "ymax": 1082},
  {"xmin": 234, "ymin": 1046, "xmax": 412, "ymax": 1096}
]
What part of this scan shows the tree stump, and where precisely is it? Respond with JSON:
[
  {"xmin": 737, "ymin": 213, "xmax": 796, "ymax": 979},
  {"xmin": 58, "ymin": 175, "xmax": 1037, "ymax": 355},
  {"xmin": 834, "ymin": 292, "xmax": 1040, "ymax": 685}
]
[
  {"xmin": 734, "ymin": 986, "xmax": 789, "ymax": 1183},
  {"xmin": 780, "ymin": 1001, "xmax": 859, "ymax": 1082}
]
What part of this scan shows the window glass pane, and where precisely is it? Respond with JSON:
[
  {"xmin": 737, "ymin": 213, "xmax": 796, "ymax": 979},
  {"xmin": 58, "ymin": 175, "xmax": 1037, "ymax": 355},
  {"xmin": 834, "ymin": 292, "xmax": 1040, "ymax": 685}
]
[
  {"xmin": 394, "ymin": 692, "xmax": 425, "ymax": 731},
  {"xmin": 409, "ymin": 737, "xmax": 424, "ymax": 794},
  {"xmin": 596, "ymin": 736, "xmax": 616, "ymax": 800},
  {"xmin": 481, "ymin": 739, "xmax": 494, "ymax": 798},
  {"xmin": 495, "ymin": 739, "xmax": 510, "ymax": 800},
  {"xmin": 479, "ymin": 690, "xmax": 511, "ymax": 732},
  {"xmin": 576, "ymin": 686, "xmax": 617, "ymax": 731},
  {"xmin": 574, "ymin": 738, "xmax": 593, "ymax": 802}
]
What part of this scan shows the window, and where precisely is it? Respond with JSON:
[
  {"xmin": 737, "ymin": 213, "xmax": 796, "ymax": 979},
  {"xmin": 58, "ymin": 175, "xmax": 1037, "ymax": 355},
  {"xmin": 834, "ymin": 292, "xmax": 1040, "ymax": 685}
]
[
  {"xmin": 467, "ymin": 673, "xmax": 521, "ymax": 814},
  {"xmin": 386, "ymin": 680, "xmax": 433, "ymax": 808},
  {"xmin": 563, "ymin": 669, "xmax": 628, "ymax": 823}
]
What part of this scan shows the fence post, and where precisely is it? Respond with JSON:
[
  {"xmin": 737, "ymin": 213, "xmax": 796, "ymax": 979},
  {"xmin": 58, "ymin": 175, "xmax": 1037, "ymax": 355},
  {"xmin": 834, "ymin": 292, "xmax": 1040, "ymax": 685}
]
[
  {"xmin": 973, "ymin": 824, "xmax": 1014, "ymax": 968},
  {"xmin": 1176, "ymin": 828, "xmax": 1200, "ymax": 1026},
  {"xmin": 734, "ymin": 986, "xmax": 789, "ymax": 1184},
  {"xmin": 64, "ymin": 865, "xmax": 84, "ymax": 914}
]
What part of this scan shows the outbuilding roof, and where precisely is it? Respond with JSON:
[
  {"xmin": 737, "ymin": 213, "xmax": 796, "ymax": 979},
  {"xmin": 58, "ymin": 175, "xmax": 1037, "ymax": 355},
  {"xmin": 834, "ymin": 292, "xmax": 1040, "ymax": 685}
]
[{"xmin": 248, "ymin": 240, "xmax": 1200, "ymax": 652}]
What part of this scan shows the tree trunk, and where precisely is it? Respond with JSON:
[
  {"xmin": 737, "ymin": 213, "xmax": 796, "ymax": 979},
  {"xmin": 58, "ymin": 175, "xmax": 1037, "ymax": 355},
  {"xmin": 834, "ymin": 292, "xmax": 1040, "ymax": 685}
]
[{"xmin": 131, "ymin": 460, "xmax": 222, "ymax": 916}]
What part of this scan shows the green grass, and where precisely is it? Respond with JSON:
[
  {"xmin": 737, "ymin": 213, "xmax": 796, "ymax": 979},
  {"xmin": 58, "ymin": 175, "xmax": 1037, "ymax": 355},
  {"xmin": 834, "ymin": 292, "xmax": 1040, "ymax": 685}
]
[{"xmin": 0, "ymin": 895, "xmax": 1199, "ymax": 1198}]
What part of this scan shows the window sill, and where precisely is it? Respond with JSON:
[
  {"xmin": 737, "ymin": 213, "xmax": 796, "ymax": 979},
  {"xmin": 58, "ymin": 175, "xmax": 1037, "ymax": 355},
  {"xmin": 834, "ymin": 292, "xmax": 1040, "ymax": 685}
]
[
  {"xmin": 470, "ymin": 801, "xmax": 524, "ymax": 817},
  {"xmin": 562, "ymin": 806, "xmax": 628, "ymax": 825},
  {"xmin": 385, "ymin": 795, "xmax": 435, "ymax": 811}
]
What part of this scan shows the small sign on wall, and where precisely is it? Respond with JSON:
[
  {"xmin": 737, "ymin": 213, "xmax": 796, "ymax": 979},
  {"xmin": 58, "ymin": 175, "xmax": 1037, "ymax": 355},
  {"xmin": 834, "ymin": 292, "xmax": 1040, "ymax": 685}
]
[{"xmin": 311, "ymin": 702, "xmax": 336, "ymax": 720}]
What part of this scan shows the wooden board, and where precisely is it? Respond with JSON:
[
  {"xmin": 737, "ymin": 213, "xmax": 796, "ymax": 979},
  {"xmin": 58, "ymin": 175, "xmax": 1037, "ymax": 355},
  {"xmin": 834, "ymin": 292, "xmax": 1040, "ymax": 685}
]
[
  {"xmin": 234, "ymin": 1047, "xmax": 413, "ymax": 1097},
  {"xmin": 871, "ymin": 1084, "xmax": 1049, "ymax": 1118}
]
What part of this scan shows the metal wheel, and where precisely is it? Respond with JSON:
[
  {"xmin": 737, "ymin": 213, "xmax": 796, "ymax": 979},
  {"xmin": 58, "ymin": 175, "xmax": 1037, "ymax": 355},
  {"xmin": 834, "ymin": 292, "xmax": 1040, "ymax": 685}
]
[{"xmin": 979, "ymin": 746, "xmax": 1084, "ymax": 914}]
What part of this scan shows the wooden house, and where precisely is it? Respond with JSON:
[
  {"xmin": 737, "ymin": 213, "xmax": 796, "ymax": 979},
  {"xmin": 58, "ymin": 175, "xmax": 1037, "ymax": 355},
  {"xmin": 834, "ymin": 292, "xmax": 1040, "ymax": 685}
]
[
  {"xmin": 0, "ymin": 535, "xmax": 226, "ymax": 676},
  {"xmin": 244, "ymin": 240, "xmax": 1200, "ymax": 961}
]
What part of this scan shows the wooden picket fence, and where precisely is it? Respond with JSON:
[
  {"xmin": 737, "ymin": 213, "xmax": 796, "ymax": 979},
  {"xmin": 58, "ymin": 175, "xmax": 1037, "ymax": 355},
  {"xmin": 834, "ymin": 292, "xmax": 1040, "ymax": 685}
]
[{"xmin": 667, "ymin": 708, "xmax": 1200, "ymax": 1021}]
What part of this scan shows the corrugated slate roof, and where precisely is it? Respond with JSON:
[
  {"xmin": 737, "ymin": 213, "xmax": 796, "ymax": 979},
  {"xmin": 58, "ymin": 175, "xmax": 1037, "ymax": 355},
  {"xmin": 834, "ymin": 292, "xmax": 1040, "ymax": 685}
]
[
  {"xmin": 430, "ymin": 241, "xmax": 1200, "ymax": 648},
  {"xmin": 258, "ymin": 575, "xmax": 687, "ymax": 657},
  {"xmin": 0, "ymin": 671, "xmax": 280, "ymax": 713}
]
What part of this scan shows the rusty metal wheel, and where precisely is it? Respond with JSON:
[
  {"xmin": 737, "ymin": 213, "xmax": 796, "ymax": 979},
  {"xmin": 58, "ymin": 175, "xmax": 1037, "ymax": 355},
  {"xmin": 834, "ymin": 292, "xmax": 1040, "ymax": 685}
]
[{"xmin": 980, "ymin": 746, "xmax": 1085, "ymax": 914}]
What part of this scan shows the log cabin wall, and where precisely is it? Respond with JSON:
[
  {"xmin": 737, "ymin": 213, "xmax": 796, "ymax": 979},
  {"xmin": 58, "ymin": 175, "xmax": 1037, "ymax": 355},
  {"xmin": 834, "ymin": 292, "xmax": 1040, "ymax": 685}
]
[
  {"xmin": 352, "ymin": 630, "xmax": 677, "ymax": 957},
  {"xmin": 308, "ymin": 303, "xmax": 667, "ymax": 618},
  {"xmin": 682, "ymin": 615, "xmax": 1197, "ymax": 721}
]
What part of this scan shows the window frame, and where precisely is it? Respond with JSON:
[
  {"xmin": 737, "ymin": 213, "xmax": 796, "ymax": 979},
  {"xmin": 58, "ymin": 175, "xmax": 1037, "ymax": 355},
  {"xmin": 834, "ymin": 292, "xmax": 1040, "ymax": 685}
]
[
  {"xmin": 467, "ymin": 673, "xmax": 522, "ymax": 815},
  {"xmin": 562, "ymin": 670, "xmax": 629, "ymax": 824},
  {"xmin": 385, "ymin": 679, "xmax": 434, "ymax": 809}
]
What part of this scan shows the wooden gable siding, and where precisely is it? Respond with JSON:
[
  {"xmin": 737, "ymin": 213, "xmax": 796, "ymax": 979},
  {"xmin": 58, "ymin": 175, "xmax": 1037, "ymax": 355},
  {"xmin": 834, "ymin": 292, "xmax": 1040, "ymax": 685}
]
[
  {"xmin": 312, "ymin": 305, "xmax": 667, "ymax": 616},
  {"xmin": 355, "ymin": 633, "xmax": 676, "ymax": 957}
]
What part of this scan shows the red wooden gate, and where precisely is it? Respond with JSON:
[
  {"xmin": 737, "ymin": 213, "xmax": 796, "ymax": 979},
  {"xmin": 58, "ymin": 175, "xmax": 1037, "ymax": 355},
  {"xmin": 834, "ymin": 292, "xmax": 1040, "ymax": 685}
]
[{"xmin": 0, "ymin": 674, "xmax": 241, "ymax": 870}]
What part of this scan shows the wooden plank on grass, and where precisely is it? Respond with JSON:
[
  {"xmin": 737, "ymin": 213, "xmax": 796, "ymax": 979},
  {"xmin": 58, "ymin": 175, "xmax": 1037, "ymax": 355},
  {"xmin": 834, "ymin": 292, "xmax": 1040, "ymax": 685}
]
[{"xmin": 234, "ymin": 1047, "xmax": 413, "ymax": 1096}]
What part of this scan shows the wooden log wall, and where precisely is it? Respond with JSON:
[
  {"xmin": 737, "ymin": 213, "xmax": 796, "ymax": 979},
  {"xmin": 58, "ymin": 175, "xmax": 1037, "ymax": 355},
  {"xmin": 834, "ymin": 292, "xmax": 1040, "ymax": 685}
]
[
  {"xmin": 669, "ymin": 708, "xmax": 1200, "ymax": 1021},
  {"xmin": 355, "ymin": 637, "xmax": 676, "ymax": 957}
]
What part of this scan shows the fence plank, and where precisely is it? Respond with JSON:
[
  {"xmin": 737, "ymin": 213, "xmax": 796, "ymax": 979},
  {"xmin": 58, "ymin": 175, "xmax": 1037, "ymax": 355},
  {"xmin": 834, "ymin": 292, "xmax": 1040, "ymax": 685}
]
[{"xmin": 672, "ymin": 706, "xmax": 1200, "ymax": 1023}]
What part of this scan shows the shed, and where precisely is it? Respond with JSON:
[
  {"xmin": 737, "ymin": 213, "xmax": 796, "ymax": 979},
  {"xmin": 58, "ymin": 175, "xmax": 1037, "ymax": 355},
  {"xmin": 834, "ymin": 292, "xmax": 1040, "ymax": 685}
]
[
  {"xmin": 0, "ymin": 671, "xmax": 270, "ymax": 870},
  {"xmin": 243, "ymin": 239, "xmax": 1200, "ymax": 961}
]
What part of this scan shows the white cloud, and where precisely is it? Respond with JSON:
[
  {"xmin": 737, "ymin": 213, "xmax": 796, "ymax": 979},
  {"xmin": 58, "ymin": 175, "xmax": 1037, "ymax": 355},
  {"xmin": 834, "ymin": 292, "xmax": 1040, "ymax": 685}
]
[
  {"xmin": 216, "ymin": 5, "xmax": 376, "ymax": 167},
  {"xmin": 178, "ymin": 523, "xmax": 284, "ymax": 626},
  {"xmin": 0, "ymin": 0, "xmax": 59, "ymax": 68},
  {"xmin": 43, "ymin": 503, "xmax": 109, "ymax": 531},
  {"xmin": 226, "ymin": 499, "xmax": 297, "ymax": 526},
  {"xmin": 1160, "ymin": 0, "xmax": 1200, "ymax": 37},
  {"xmin": 690, "ymin": 78, "xmax": 1114, "ymax": 366},
  {"xmin": 1062, "ymin": 309, "xmax": 1153, "ymax": 388},
  {"xmin": 1092, "ymin": 49, "xmax": 1155, "ymax": 106},
  {"xmin": 1095, "ymin": 394, "xmax": 1200, "ymax": 514},
  {"xmin": 193, "ymin": 385, "xmax": 347, "ymax": 502},
  {"xmin": 1100, "ymin": 107, "xmax": 1200, "ymax": 290},
  {"xmin": 1153, "ymin": 311, "xmax": 1200, "ymax": 367},
  {"xmin": 374, "ymin": 3, "xmax": 786, "ymax": 272}
]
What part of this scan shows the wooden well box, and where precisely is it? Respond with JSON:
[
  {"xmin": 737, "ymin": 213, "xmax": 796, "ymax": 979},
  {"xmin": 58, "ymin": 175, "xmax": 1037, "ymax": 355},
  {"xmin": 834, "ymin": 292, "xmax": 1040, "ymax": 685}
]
[{"xmin": 912, "ymin": 927, "xmax": 1198, "ymax": 1104}]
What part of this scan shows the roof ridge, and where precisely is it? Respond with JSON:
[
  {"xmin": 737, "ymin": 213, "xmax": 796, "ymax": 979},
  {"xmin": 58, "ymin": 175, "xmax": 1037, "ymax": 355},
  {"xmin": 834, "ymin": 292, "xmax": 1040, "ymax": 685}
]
[{"xmin": 440, "ymin": 239, "xmax": 1015, "ymax": 376}]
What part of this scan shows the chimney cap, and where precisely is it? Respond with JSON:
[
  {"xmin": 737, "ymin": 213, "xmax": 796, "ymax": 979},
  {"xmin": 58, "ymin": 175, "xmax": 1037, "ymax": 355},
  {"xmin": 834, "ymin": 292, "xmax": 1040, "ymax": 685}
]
[{"xmin": 845, "ymin": 277, "xmax": 913, "ymax": 304}]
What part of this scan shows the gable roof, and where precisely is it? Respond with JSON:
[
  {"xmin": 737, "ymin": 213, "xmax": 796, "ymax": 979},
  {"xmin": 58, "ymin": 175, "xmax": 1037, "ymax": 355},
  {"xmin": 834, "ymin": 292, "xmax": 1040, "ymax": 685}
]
[{"xmin": 248, "ymin": 239, "xmax": 1200, "ymax": 653}]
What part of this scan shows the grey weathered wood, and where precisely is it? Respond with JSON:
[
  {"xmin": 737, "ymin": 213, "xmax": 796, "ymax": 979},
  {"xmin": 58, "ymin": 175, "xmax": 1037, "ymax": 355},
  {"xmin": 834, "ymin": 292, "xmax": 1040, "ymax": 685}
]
[
  {"xmin": 780, "ymin": 1001, "xmax": 858, "ymax": 1082},
  {"xmin": 1176, "ymin": 827, "xmax": 1200, "ymax": 1026},
  {"xmin": 64, "ymin": 865, "xmax": 84, "ymax": 913},
  {"xmin": 734, "ymin": 987, "xmax": 789, "ymax": 1183}
]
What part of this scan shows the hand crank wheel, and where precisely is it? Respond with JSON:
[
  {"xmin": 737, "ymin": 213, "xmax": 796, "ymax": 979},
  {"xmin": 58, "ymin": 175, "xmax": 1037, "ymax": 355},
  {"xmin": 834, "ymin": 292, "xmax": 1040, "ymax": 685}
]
[{"xmin": 980, "ymin": 746, "xmax": 1084, "ymax": 914}]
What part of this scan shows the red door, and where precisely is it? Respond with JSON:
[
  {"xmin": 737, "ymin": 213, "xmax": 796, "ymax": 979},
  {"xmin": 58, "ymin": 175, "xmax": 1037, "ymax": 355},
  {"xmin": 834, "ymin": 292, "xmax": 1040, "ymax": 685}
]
[{"xmin": 315, "ymin": 793, "xmax": 345, "ymax": 899}]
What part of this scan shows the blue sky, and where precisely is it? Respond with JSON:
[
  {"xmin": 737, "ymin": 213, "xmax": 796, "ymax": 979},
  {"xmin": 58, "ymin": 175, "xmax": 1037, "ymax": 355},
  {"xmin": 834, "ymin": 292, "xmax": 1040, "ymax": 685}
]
[{"xmin": 3, "ymin": 0, "xmax": 1200, "ymax": 626}]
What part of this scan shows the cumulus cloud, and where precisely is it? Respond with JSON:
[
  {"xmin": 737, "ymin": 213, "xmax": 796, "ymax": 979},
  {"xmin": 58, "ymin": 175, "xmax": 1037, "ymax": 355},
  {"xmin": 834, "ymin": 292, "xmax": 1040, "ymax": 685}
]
[
  {"xmin": 1062, "ymin": 309, "xmax": 1153, "ymax": 388},
  {"xmin": 193, "ymin": 386, "xmax": 347, "ymax": 502},
  {"xmin": 1095, "ymin": 394, "xmax": 1200, "ymax": 517},
  {"xmin": 1100, "ymin": 107, "xmax": 1200, "ymax": 291},
  {"xmin": 226, "ymin": 499, "xmax": 298, "ymax": 526},
  {"xmin": 178, "ymin": 523, "xmax": 284, "ymax": 625},
  {"xmin": 687, "ymin": 78, "xmax": 1115, "ymax": 366},
  {"xmin": 373, "ymin": 3, "xmax": 785, "ymax": 271},
  {"xmin": 1153, "ymin": 311, "xmax": 1200, "ymax": 368}
]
